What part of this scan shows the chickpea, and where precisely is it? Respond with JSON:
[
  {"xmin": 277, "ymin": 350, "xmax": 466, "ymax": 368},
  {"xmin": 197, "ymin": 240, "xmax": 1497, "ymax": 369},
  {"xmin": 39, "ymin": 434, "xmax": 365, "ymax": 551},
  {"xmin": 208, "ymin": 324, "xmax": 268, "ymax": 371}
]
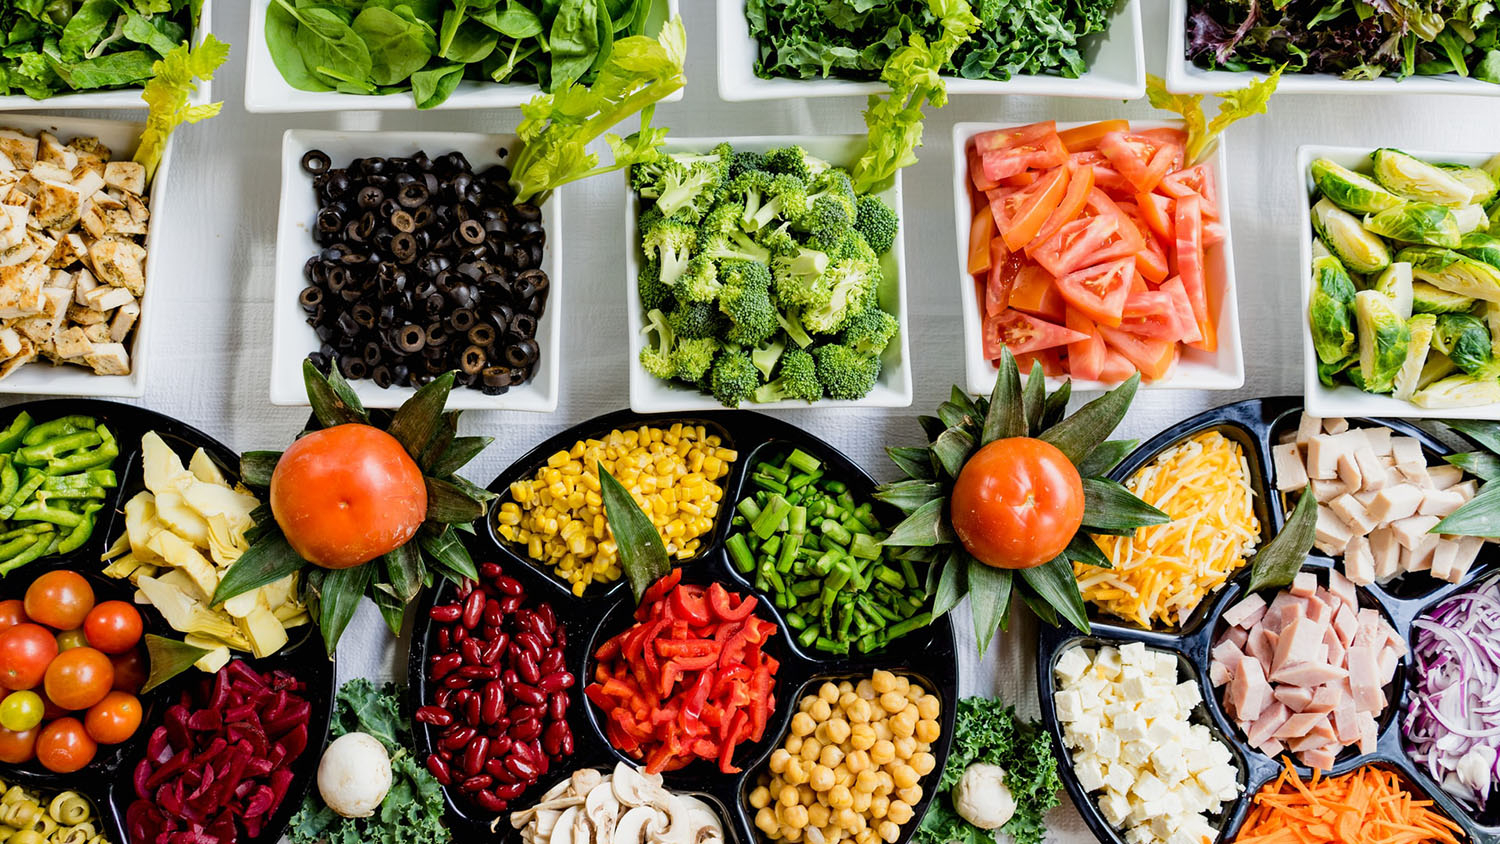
[
  {"xmin": 757, "ymin": 808, "xmax": 779, "ymax": 835},
  {"xmin": 821, "ymin": 826, "xmax": 841, "ymax": 844},
  {"xmin": 871, "ymin": 670, "xmax": 897, "ymax": 694},
  {"xmin": 837, "ymin": 808, "xmax": 861, "ymax": 830},
  {"xmin": 801, "ymin": 695, "xmax": 819, "ymax": 710},
  {"xmin": 809, "ymin": 765, "xmax": 835, "ymax": 792},
  {"xmin": 912, "ymin": 752, "xmax": 936, "ymax": 776},
  {"xmin": 810, "ymin": 699, "xmax": 832, "ymax": 721},
  {"xmin": 827, "ymin": 785, "xmax": 853, "ymax": 811},
  {"xmin": 893, "ymin": 675, "xmax": 909, "ymax": 694},
  {"xmin": 825, "ymin": 718, "xmax": 851, "ymax": 745},
  {"xmin": 844, "ymin": 749, "xmax": 870, "ymax": 774},
  {"xmin": 784, "ymin": 805, "xmax": 810, "ymax": 830},
  {"xmin": 800, "ymin": 784, "xmax": 818, "ymax": 804},
  {"xmin": 846, "ymin": 698, "xmax": 871, "ymax": 724},
  {"xmin": 870, "ymin": 740, "xmax": 895, "ymax": 766},
  {"xmin": 787, "ymin": 735, "xmax": 805, "ymax": 755},
  {"xmin": 869, "ymin": 795, "xmax": 889, "ymax": 819},
  {"xmin": 801, "ymin": 740, "xmax": 822, "ymax": 762},
  {"xmin": 887, "ymin": 801, "xmax": 914, "ymax": 825},
  {"xmin": 751, "ymin": 786, "xmax": 772, "ymax": 809},
  {"xmin": 849, "ymin": 723, "xmax": 876, "ymax": 751},
  {"xmin": 890, "ymin": 713, "xmax": 916, "ymax": 739},
  {"xmin": 904, "ymin": 685, "xmax": 924, "ymax": 702},
  {"xmin": 838, "ymin": 692, "xmax": 860, "ymax": 710},
  {"xmin": 785, "ymin": 758, "xmax": 810, "ymax": 786},
  {"xmin": 893, "ymin": 736, "xmax": 916, "ymax": 760},
  {"xmin": 839, "ymin": 680, "xmax": 854, "ymax": 693},
  {"xmin": 856, "ymin": 680, "xmax": 876, "ymax": 700},
  {"xmin": 792, "ymin": 712, "xmax": 817, "ymax": 737},
  {"xmin": 770, "ymin": 749, "xmax": 792, "ymax": 774},
  {"xmin": 819, "ymin": 682, "xmax": 840, "ymax": 703},
  {"xmin": 855, "ymin": 769, "xmax": 880, "ymax": 794},
  {"xmin": 819, "ymin": 745, "xmax": 844, "ymax": 769},
  {"xmin": 916, "ymin": 695, "xmax": 939, "ymax": 720},
  {"xmin": 781, "ymin": 785, "xmax": 801, "ymax": 807},
  {"xmin": 897, "ymin": 786, "xmax": 922, "ymax": 805},
  {"xmin": 890, "ymin": 764, "xmax": 919, "ymax": 790},
  {"xmin": 808, "ymin": 803, "xmax": 831, "ymax": 828},
  {"xmin": 915, "ymin": 719, "xmax": 940, "ymax": 743},
  {"xmin": 878, "ymin": 692, "xmax": 907, "ymax": 714},
  {"xmin": 782, "ymin": 828, "xmax": 803, "ymax": 843},
  {"xmin": 857, "ymin": 828, "xmax": 877, "ymax": 844},
  {"xmin": 876, "ymin": 771, "xmax": 894, "ymax": 794},
  {"xmin": 878, "ymin": 821, "xmax": 901, "ymax": 843},
  {"xmin": 874, "ymin": 722, "xmax": 893, "ymax": 742},
  {"xmin": 852, "ymin": 789, "xmax": 872, "ymax": 813}
]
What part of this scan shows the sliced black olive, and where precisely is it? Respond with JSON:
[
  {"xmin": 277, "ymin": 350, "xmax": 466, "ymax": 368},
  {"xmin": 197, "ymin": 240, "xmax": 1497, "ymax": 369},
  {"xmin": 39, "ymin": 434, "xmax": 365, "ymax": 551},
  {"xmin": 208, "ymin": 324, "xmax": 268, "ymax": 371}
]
[
  {"xmin": 468, "ymin": 324, "xmax": 496, "ymax": 347},
  {"xmin": 372, "ymin": 365, "xmax": 393, "ymax": 389},
  {"xmin": 481, "ymin": 366, "xmax": 512, "ymax": 387},
  {"xmin": 449, "ymin": 308, "xmax": 477, "ymax": 332},
  {"xmin": 505, "ymin": 339, "xmax": 540, "ymax": 367},
  {"xmin": 316, "ymin": 207, "xmax": 343, "ymax": 234},
  {"xmin": 391, "ymin": 210, "xmax": 416, "ymax": 233},
  {"xmin": 510, "ymin": 313, "xmax": 537, "ymax": 339},
  {"xmin": 352, "ymin": 303, "xmax": 376, "ymax": 328},
  {"xmin": 301, "ymin": 149, "xmax": 331, "ymax": 175},
  {"xmin": 398, "ymin": 183, "xmax": 429, "ymax": 208},
  {"xmin": 342, "ymin": 358, "xmax": 368, "ymax": 380},
  {"xmin": 395, "ymin": 325, "xmax": 425, "ymax": 353},
  {"xmin": 461, "ymin": 345, "xmax": 486, "ymax": 374},
  {"xmin": 358, "ymin": 186, "xmax": 384, "ymax": 209},
  {"xmin": 390, "ymin": 232, "xmax": 418, "ymax": 263}
]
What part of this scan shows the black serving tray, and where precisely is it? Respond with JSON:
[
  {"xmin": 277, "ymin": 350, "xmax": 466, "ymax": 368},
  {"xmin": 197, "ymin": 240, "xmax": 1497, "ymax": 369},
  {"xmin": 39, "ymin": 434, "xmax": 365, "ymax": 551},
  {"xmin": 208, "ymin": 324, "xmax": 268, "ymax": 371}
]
[
  {"xmin": 409, "ymin": 409, "xmax": 959, "ymax": 844},
  {"xmin": 1036, "ymin": 396, "xmax": 1500, "ymax": 844},
  {"xmin": 0, "ymin": 399, "xmax": 335, "ymax": 844}
]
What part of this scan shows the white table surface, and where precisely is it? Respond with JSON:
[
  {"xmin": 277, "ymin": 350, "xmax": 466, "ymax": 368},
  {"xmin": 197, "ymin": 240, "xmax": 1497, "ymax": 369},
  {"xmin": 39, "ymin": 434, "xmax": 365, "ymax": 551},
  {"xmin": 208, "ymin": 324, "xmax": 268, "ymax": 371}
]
[{"xmin": 7, "ymin": 1, "xmax": 1498, "ymax": 841}]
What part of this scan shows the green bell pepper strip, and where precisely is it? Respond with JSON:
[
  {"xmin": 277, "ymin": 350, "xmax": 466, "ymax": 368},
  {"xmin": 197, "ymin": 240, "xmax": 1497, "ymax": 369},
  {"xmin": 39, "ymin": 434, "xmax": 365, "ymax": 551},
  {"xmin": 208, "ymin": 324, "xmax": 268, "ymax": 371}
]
[
  {"xmin": 0, "ymin": 456, "xmax": 16, "ymax": 505},
  {"xmin": 0, "ymin": 524, "xmax": 53, "ymax": 542},
  {"xmin": 0, "ymin": 529, "xmax": 46, "ymax": 560},
  {"xmin": 0, "ymin": 534, "xmax": 56, "ymax": 575},
  {"xmin": 0, "ymin": 471, "xmax": 46, "ymax": 519},
  {"xmin": 37, "ymin": 486, "xmax": 107, "ymax": 501},
  {"xmin": 13, "ymin": 500, "xmax": 82, "ymax": 527},
  {"xmin": 17, "ymin": 430, "xmax": 102, "ymax": 467},
  {"xmin": 0, "ymin": 413, "xmax": 31, "ymax": 453},
  {"xmin": 20, "ymin": 415, "xmax": 95, "ymax": 447},
  {"xmin": 45, "ymin": 426, "xmax": 117, "ymax": 474},
  {"xmin": 43, "ymin": 470, "xmax": 117, "ymax": 491},
  {"xmin": 56, "ymin": 503, "xmax": 101, "ymax": 554}
]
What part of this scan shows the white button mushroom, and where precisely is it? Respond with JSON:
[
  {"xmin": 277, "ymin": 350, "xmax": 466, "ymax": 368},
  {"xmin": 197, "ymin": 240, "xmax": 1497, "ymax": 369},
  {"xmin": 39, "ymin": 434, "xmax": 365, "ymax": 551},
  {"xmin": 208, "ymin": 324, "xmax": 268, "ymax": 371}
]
[
  {"xmin": 952, "ymin": 762, "xmax": 1016, "ymax": 830},
  {"xmin": 316, "ymin": 732, "xmax": 393, "ymax": 818}
]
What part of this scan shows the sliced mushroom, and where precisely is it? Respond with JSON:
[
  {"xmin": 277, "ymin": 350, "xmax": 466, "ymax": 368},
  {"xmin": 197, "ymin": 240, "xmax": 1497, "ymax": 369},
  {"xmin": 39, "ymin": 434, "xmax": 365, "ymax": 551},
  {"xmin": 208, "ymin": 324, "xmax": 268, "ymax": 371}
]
[
  {"xmin": 613, "ymin": 806, "xmax": 660, "ymax": 844},
  {"xmin": 551, "ymin": 806, "xmax": 582, "ymax": 844},
  {"xmin": 586, "ymin": 777, "xmax": 623, "ymax": 844},
  {"xmin": 679, "ymin": 797, "xmax": 725, "ymax": 844},
  {"xmin": 612, "ymin": 765, "xmax": 663, "ymax": 808}
]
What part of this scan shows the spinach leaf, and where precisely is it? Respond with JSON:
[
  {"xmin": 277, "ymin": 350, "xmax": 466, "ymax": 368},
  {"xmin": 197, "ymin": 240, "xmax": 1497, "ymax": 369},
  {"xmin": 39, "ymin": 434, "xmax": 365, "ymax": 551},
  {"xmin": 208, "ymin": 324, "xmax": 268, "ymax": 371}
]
[
  {"xmin": 353, "ymin": 6, "xmax": 434, "ymax": 85},
  {"xmin": 442, "ymin": 19, "xmax": 500, "ymax": 64},
  {"xmin": 265, "ymin": 0, "xmax": 335, "ymax": 91},
  {"xmin": 410, "ymin": 61, "xmax": 465, "ymax": 107},
  {"xmin": 549, "ymin": 0, "xmax": 601, "ymax": 89},
  {"xmin": 292, "ymin": 5, "xmax": 374, "ymax": 90},
  {"xmin": 488, "ymin": 1, "xmax": 544, "ymax": 38}
]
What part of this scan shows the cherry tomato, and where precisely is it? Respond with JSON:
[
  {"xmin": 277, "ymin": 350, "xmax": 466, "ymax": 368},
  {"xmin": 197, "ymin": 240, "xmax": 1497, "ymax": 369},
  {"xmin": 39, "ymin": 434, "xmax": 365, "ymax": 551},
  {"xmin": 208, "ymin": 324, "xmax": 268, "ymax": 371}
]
[
  {"xmin": 43, "ymin": 647, "xmax": 113, "ymax": 711},
  {"xmin": 950, "ymin": 437, "xmax": 1085, "ymax": 569},
  {"xmin": 0, "ymin": 690, "xmax": 43, "ymax": 731},
  {"xmin": 0, "ymin": 726, "xmax": 37, "ymax": 764},
  {"xmin": 0, "ymin": 600, "xmax": 26, "ymax": 634},
  {"xmin": 0, "ymin": 624, "xmax": 58, "ymax": 691},
  {"xmin": 24, "ymin": 571, "xmax": 95, "ymax": 631},
  {"xmin": 270, "ymin": 424, "xmax": 427, "ymax": 569},
  {"xmin": 55, "ymin": 629, "xmax": 87, "ymax": 651},
  {"xmin": 84, "ymin": 691, "xmax": 141, "ymax": 745},
  {"xmin": 83, "ymin": 601, "xmax": 142, "ymax": 654},
  {"xmin": 35, "ymin": 717, "xmax": 94, "ymax": 773},
  {"xmin": 110, "ymin": 647, "xmax": 148, "ymax": 694}
]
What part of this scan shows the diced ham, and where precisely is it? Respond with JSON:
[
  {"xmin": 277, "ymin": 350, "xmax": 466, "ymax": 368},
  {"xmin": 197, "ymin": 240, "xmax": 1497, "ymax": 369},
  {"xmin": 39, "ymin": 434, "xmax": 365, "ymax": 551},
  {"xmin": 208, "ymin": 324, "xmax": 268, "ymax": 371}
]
[
  {"xmin": 1273, "ymin": 685, "xmax": 1313, "ymax": 712},
  {"xmin": 1247, "ymin": 626, "xmax": 1279, "ymax": 668},
  {"xmin": 1377, "ymin": 644, "xmax": 1401, "ymax": 685},
  {"xmin": 1327, "ymin": 571, "xmax": 1357, "ymax": 610},
  {"xmin": 1210, "ymin": 659, "xmax": 1232, "ymax": 688},
  {"xmin": 1333, "ymin": 702, "xmax": 1360, "ymax": 744},
  {"xmin": 1305, "ymin": 594, "xmax": 1331, "ymax": 625},
  {"xmin": 1325, "ymin": 634, "xmax": 1345, "ymax": 670},
  {"xmin": 1346, "ymin": 645, "xmax": 1384, "ymax": 713},
  {"xmin": 1290, "ymin": 572, "xmax": 1317, "ymax": 598},
  {"xmin": 1344, "ymin": 534, "xmax": 1375, "ymax": 585},
  {"xmin": 1224, "ymin": 625, "xmax": 1250, "ymax": 649},
  {"xmin": 1274, "ymin": 712, "xmax": 1328, "ymax": 740},
  {"xmin": 1272, "ymin": 614, "xmax": 1325, "ymax": 675},
  {"xmin": 1211, "ymin": 638, "xmax": 1244, "ymax": 668},
  {"xmin": 1301, "ymin": 747, "xmax": 1339, "ymax": 772},
  {"xmin": 1264, "ymin": 592, "xmax": 1306, "ymax": 634},
  {"xmin": 1357, "ymin": 713, "xmax": 1379, "ymax": 754},
  {"xmin": 1304, "ymin": 684, "xmax": 1341, "ymax": 714},
  {"xmin": 1333, "ymin": 604, "xmax": 1358, "ymax": 647},
  {"xmin": 1274, "ymin": 442, "xmax": 1309, "ymax": 491},
  {"xmin": 1222, "ymin": 593, "xmax": 1268, "ymax": 629},
  {"xmin": 1227, "ymin": 656, "xmax": 1271, "ymax": 722},
  {"xmin": 1367, "ymin": 485, "xmax": 1422, "ymax": 523},
  {"xmin": 1270, "ymin": 660, "xmax": 1348, "ymax": 688},
  {"xmin": 1245, "ymin": 702, "xmax": 1291, "ymax": 748}
]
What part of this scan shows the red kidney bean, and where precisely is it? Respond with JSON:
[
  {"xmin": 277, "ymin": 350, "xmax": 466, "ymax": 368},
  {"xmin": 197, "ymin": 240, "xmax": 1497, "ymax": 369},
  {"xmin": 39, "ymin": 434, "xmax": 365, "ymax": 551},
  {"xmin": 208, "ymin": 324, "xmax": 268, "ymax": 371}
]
[
  {"xmin": 430, "ymin": 604, "xmax": 461, "ymax": 623},
  {"xmin": 536, "ymin": 603, "xmax": 557, "ymax": 632},
  {"xmin": 498, "ymin": 595, "xmax": 522, "ymax": 614},
  {"xmin": 461, "ymin": 638, "xmax": 485, "ymax": 665},
  {"xmin": 505, "ymin": 756, "xmax": 538, "ymax": 781},
  {"xmin": 436, "ymin": 688, "xmax": 454, "ymax": 709},
  {"xmin": 515, "ymin": 652, "xmax": 541, "ymax": 684},
  {"xmin": 492, "ymin": 717, "xmax": 512, "ymax": 734},
  {"xmin": 460, "ymin": 665, "xmax": 501, "ymax": 680},
  {"xmin": 463, "ymin": 590, "xmax": 486, "ymax": 628},
  {"xmin": 461, "ymin": 774, "xmax": 492, "ymax": 793},
  {"xmin": 510, "ymin": 704, "xmax": 542, "ymax": 722},
  {"xmin": 542, "ymin": 721, "xmax": 569, "ymax": 757},
  {"xmin": 490, "ymin": 735, "xmax": 513, "ymax": 756},
  {"xmin": 512, "ymin": 683, "xmax": 544, "ymax": 705},
  {"xmin": 516, "ymin": 633, "xmax": 544, "ymax": 662},
  {"xmin": 484, "ymin": 758, "xmax": 508, "ymax": 778},
  {"xmin": 480, "ymin": 562, "xmax": 502, "ymax": 579},
  {"xmin": 549, "ymin": 692, "xmax": 568, "ymax": 721},
  {"xmin": 441, "ymin": 727, "xmax": 475, "ymax": 750},
  {"xmin": 540, "ymin": 648, "xmax": 565, "ymax": 675},
  {"xmin": 538, "ymin": 671, "xmax": 573, "ymax": 692},
  {"xmin": 444, "ymin": 675, "xmax": 471, "ymax": 690},
  {"xmin": 415, "ymin": 706, "xmax": 453, "ymax": 726},
  {"xmin": 560, "ymin": 730, "xmax": 574, "ymax": 755},
  {"xmin": 482, "ymin": 602, "xmax": 504, "ymax": 628},
  {"xmin": 453, "ymin": 625, "xmax": 469, "ymax": 645},
  {"xmin": 426, "ymin": 754, "xmax": 452, "ymax": 786},
  {"xmin": 491, "ymin": 764, "xmax": 517, "ymax": 785},
  {"xmin": 494, "ymin": 575, "xmax": 524, "ymax": 596},
  {"xmin": 437, "ymin": 748, "xmax": 453, "ymax": 762},
  {"xmin": 510, "ymin": 719, "xmax": 541, "ymax": 741},
  {"xmin": 511, "ymin": 738, "xmax": 535, "ymax": 764},
  {"xmin": 457, "ymin": 579, "xmax": 474, "ymax": 598},
  {"xmin": 475, "ymin": 789, "xmax": 508, "ymax": 812},
  {"xmin": 482, "ymin": 682, "xmax": 504, "ymax": 724},
  {"xmin": 431, "ymin": 653, "xmax": 462, "ymax": 680},
  {"xmin": 483, "ymin": 636, "xmax": 507, "ymax": 664},
  {"xmin": 464, "ymin": 694, "xmax": 481, "ymax": 726},
  {"xmin": 454, "ymin": 689, "xmax": 475, "ymax": 707},
  {"xmin": 437, "ymin": 627, "xmax": 451, "ymax": 652},
  {"xmin": 495, "ymin": 783, "xmax": 525, "ymax": 800},
  {"xmin": 463, "ymin": 737, "xmax": 489, "ymax": 776}
]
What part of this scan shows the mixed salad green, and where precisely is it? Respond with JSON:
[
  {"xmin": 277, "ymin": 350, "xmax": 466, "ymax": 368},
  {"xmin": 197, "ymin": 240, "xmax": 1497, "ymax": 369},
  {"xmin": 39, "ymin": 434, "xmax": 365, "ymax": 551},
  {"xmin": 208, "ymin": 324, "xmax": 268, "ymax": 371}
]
[
  {"xmin": 0, "ymin": 0, "xmax": 205, "ymax": 99},
  {"xmin": 1307, "ymin": 150, "xmax": 1500, "ymax": 407}
]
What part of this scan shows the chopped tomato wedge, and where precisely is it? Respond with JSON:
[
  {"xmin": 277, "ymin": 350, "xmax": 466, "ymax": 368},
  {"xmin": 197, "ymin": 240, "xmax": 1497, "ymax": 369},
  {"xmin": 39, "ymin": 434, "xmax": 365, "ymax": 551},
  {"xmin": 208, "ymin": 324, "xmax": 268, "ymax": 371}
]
[
  {"xmin": 992, "ymin": 166, "xmax": 1069, "ymax": 251},
  {"xmin": 1054, "ymin": 257, "xmax": 1135, "ymax": 328},
  {"xmin": 967, "ymin": 145, "xmax": 1000, "ymax": 193},
  {"xmin": 1008, "ymin": 264, "xmax": 1065, "ymax": 321},
  {"xmin": 1137, "ymin": 127, "xmax": 1188, "ymax": 148},
  {"xmin": 1117, "ymin": 202, "xmax": 1169, "ymax": 284},
  {"xmin": 976, "ymin": 121, "xmax": 1067, "ymax": 181},
  {"xmin": 1203, "ymin": 221, "xmax": 1227, "ymax": 248},
  {"xmin": 1000, "ymin": 171, "xmax": 1038, "ymax": 188},
  {"xmin": 1065, "ymin": 307, "xmax": 1106, "ymax": 381},
  {"xmin": 968, "ymin": 206, "xmax": 996, "ymax": 274},
  {"xmin": 1100, "ymin": 347, "xmax": 1136, "ymax": 381},
  {"xmin": 1098, "ymin": 131, "xmax": 1183, "ymax": 194},
  {"xmin": 1097, "ymin": 324, "xmax": 1178, "ymax": 381},
  {"xmin": 1058, "ymin": 120, "xmax": 1132, "ymax": 153},
  {"xmin": 1119, "ymin": 290, "xmax": 1182, "ymax": 341},
  {"xmin": 1174, "ymin": 195, "xmax": 1216, "ymax": 352},
  {"xmin": 1160, "ymin": 164, "xmax": 1220, "ymax": 220},
  {"xmin": 982, "ymin": 309, "xmax": 1087, "ymax": 358},
  {"xmin": 1159, "ymin": 276, "xmax": 1204, "ymax": 344},
  {"xmin": 986, "ymin": 241, "xmax": 1020, "ymax": 316},
  {"xmin": 1136, "ymin": 192, "xmax": 1175, "ymax": 241},
  {"xmin": 1012, "ymin": 348, "xmax": 1064, "ymax": 377},
  {"xmin": 1031, "ymin": 190, "xmax": 1145, "ymax": 279},
  {"xmin": 1026, "ymin": 162, "xmax": 1093, "ymax": 253}
]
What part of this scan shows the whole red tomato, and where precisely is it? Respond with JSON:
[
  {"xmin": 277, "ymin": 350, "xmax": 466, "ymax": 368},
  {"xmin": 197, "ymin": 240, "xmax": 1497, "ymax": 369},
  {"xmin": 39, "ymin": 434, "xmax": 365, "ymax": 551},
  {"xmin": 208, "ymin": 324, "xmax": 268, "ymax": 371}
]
[
  {"xmin": 83, "ymin": 601, "xmax": 143, "ymax": 654},
  {"xmin": 0, "ymin": 600, "xmax": 26, "ymax": 634},
  {"xmin": 35, "ymin": 717, "xmax": 94, "ymax": 773},
  {"xmin": 270, "ymin": 424, "xmax": 427, "ymax": 569},
  {"xmin": 43, "ymin": 647, "xmax": 113, "ymax": 711},
  {"xmin": 950, "ymin": 437, "xmax": 1084, "ymax": 570},
  {"xmin": 0, "ymin": 624, "xmax": 58, "ymax": 691},
  {"xmin": 24, "ymin": 571, "xmax": 94, "ymax": 631},
  {"xmin": 0, "ymin": 725, "xmax": 36, "ymax": 763},
  {"xmin": 110, "ymin": 647, "xmax": 149, "ymax": 694},
  {"xmin": 84, "ymin": 691, "xmax": 141, "ymax": 745}
]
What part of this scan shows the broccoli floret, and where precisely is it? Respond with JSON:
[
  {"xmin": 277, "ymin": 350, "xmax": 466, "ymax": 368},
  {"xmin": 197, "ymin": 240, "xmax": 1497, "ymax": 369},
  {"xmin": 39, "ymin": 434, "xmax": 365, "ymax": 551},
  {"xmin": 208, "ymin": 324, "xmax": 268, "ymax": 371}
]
[
  {"xmin": 854, "ymin": 195, "xmax": 899, "ymax": 255},
  {"xmin": 671, "ymin": 337, "xmax": 719, "ymax": 382},
  {"xmin": 771, "ymin": 247, "xmax": 833, "ymax": 309},
  {"xmin": 656, "ymin": 158, "xmax": 726, "ymax": 222},
  {"xmin": 698, "ymin": 211, "xmax": 774, "ymax": 265},
  {"xmin": 638, "ymin": 261, "xmax": 675, "ymax": 312},
  {"xmin": 629, "ymin": 157, "xmax": 673, "ymax": 197},
  {"xmin": 729, "ymin": 150, "xmax": 770, "ymax": 180},
  {"xmin": 730, "ymin": 171, "xmax": 810, "ymax": 232},
  {"xmin": 677, "ymin": 255, "xmax": 722, "ymax": 303},
  {"xmin": 797, "ymin": 170, "xmax": 857, "ymax": 241},
  {"xmin": 813, "ymin": 343, "xmax": 881, "ymax": 401},
  {"xmin": 719, "ymin": 261, "xmax": 778, "ymax": 346},
  {"xmin": 641, "ymin": 215, "xmax": 697, "ymax": 285},
  {"xmin": 753, "ymin": 348, "xmax": 821, "ymax": 403},
  {"xmin": 710, "ymin": 349, "xmax": 761, "ymax": 408},
  {"xmin": 639, "ymin": 308, "xmax": 677, "ymax": 379},
  {"xmin": 803, "ymin": 258, "xmax": 880, "ymax": 334},
  {"xmin": 777, "ymin": 309, "xmax": 814, "ymax": 349},
  {"xmin": 754, "ymin": 221, "xmax": 800, "ymax": 257},
  {"xmin": 841, "ymin": 308, "xmax": 899, "ymax": 357},
  {"xmin": 765, "ymin": 146, "xmax": 830, "ymax": 182},
  {"xmin": 839, "ymin": 230, "xmax": 880, "ymax": 265},
  {"xmin": 669, "ymin": 299, "xmax": 721, "ymax": 340},
  {"xmin": 751, "ymin": 337, "xmax": 785, "ymax": 379}
]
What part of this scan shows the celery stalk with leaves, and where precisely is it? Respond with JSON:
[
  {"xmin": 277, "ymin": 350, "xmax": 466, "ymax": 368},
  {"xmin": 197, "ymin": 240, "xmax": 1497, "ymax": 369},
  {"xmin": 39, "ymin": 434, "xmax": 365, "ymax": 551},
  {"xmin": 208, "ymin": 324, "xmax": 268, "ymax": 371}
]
[
  {"xmin": 133, "ymin": 33, "xmax": 231, "ymax": 182},
  {"xmin": 1145, "ymin": 68, "xmax": 1284, "ymax": 165}
]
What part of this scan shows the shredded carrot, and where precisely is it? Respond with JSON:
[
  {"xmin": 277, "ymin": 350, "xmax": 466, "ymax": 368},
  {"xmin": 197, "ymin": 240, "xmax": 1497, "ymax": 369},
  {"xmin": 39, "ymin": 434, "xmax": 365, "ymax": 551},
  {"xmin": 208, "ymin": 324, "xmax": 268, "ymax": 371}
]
[{"xmin": 1236, "ymin": 760, "xmax": 1466, "ymax": 844}]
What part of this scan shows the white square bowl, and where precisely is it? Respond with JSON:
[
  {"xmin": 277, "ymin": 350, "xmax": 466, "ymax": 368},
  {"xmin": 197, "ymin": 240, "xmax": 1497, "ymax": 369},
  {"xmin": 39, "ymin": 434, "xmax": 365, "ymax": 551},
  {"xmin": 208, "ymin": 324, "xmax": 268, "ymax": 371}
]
[
  {"xmin": 0, "ymin": 114, "xmax": 173, "ymax": 397},
  {"xmin": 1166, "ymin": 0, "xmax": 1500, "ymax": 95},
  {"xmin": 0, "ymin": 0, "xmax": 214, "ymax": 111},
  {"xmin": 1297, "ymin": 144, "xmax": 1500, "ymax": 420},
  {"xmin": 624, "ymin": 135, "xmax": 913, "ymax": 412},
  {"xmin": 716, "ymin": 0, "xmax": 1144, "ymax": 102},
  {"xmin": 272, "ymin": 129, "xmax": 560, "ymax": 412},
  {"xmin": 951, "ymin": 119, "xmax": 1245, "ymax": 396},
  {"xmin": 245, "ymin": 0, "xmax": 681, "ymax": 112}
]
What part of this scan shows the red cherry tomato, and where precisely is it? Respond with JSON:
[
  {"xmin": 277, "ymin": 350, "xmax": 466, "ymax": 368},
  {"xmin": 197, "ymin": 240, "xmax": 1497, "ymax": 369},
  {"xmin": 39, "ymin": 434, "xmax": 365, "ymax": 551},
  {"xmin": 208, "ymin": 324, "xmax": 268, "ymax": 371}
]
[
  {"xmin": 110, "ymin": 647, "xmax": 148, "ymax": 694},
  {"xmin": 35, "ymin": 717, "xmax": 95, "ymax": 773},
  {"xmin": 0, "ymin": 726, "xmax": 37, "ymax": 764},
  {"xmin": 0, "ymin": 624, "xmax": 58, "ymax": 691},
  {"xmin": 43, "ymin": 647, "xmax": 113, "ymax": 711},
  {"xmin": 0, "ymin": 600, "xmax": 26, "ymax": 634},
  {"xmin": 950, "ymin": 437, "xmax": 1085, "ymax": 569},
  {"xmin": 24, "ymin": 571, "xmax": 95, "ymax": 631},
  {"xmin": 55, "ymin": 629, "xmax": 87, "ymax": 651},
  {"xmin": 84, "ymin": 691, "xmax": 141, "ymax": 745},
  {"xmin": 270, "ymin": 424, "xmax": 427, "ymax": 569},
  {"xmin": 83, "ymin": 601, "xmax": 143, "ymax": 654}
]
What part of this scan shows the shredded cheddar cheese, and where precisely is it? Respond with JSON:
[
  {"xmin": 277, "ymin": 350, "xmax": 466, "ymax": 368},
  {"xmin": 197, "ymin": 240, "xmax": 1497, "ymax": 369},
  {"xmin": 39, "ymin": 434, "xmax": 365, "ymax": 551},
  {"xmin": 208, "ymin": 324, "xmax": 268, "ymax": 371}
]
[{"xmin": 1079, "ymin": 431, "xmax": 1261, "ymax": 628}]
